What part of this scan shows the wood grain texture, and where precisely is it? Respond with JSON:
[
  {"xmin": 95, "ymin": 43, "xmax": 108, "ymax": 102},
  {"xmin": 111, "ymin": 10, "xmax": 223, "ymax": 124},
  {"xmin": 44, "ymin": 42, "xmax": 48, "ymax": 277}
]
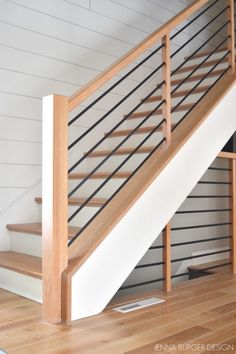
[
  {"xmin": 185, "ymin": 47, "xmax": 228, "ymax": 61},
  {"xmin": 68, "ymin": 171, "xmax": 131, "ymax": 179},
  {"xmin": 0, "ymin": 251, "xmax": 42, "ymax": 279},
  {"xmin": 229, "ymin": 159, "xmax": 236, "ymax": 274},
  {"xmin": 163, "ymin": 223, "xmax": 171, "ymax": 292},
  {"xmin": 6, "ymin": 223, "xmax": 80, "ymax": 240},
  {"xmin": 86, "ymin": 145, "xmax": 156, "ymax": 158},
  {"xmin": 171, "ymin": 69, "xmax": 225, "ymax": 86},
  {"xmin": 144, "ymin": 85, "xmax": 211, "ymax": 103},
  {"xmin": 2, "ymin": 272, "xmax": 236, "ymax": 354},
  {"xmin": 218, "ymin": 151, "xmax": 236, "ymax": 159},
  {"xmin": 36, "ymin": 197, "xmax": 106, "ymax": 207},
  {"xmin": 188, "ymin": 259, "xmax": 231, "ymax": 273},
  {"xmin": 62, "ymin": 70, "xmax": 236, "ymax": 323},
  {"xmin": 174, "ymin": 57, "xmax": 228, "ymax": 76},
  {"xmin": 127, "ymin": 103, "xmax": 192, "ymax": 119},
  {"xmin": 227, "ymin": 0, "xmax": 235, "ymax": 73},
  {"xmin": 42, "ymin": 94, "xmax": 68, "ymax": 324},
  {"xmin": 108, "ymin": 125, "xmax": 166, "ymax": 137}
]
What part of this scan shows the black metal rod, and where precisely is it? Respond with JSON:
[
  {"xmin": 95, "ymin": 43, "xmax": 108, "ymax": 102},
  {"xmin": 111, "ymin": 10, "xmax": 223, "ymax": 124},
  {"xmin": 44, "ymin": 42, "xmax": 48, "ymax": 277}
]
[
  {"xmin": 68, "ymin": 86, "xmax": 164, "ymax": 192},
  {"xmin": 171, "ymin": 272, "xmax": 192, "ymax": 279},
  {"xmin": 170, "ymin": 0, "xmax": 223, "ymax": 41},
  {"xmin": 172, "ymin": 24, "xmax": 228, "ymax": 77},
  {"xmin": 187, "ymin": 195, "xmax": 231, "ymax": 198},
  {"xmin": 208, "ymin": 166, "xmax": 231, "ymax": 171},
  {"xmin": 171, "ymin": 222, "xmax": 231, "ymax": 231},
  {"xmin": 68, "ymin": 101, "xmax": 164, "ymax": 206},
  {"xmin": 172, "ymin": 249, "xmax": 231, "ymax": 263},
  {"xmin": 150, "ymin": 245, "xmax": 165, "ymax": 250},
  {"xmin": 119, "ymin": 277, "xmax": 165, "ymax": 290},
  {"xmin": 171, "ymin": 39, "xmax": 229, "ymax": 102},
  {"xmin": 176, "ymin": 209, "xmax": 231, "ymax": 214},
  {"xmin": 172, "ymin": 65, "xmax": 230, "ymax": 132},
  {"xmin": 171, "ymin": 236, "xmax": 231, "ymax": 247},
  {"xmin": 171, "ymin": 7, "xmax": 229, "ymax": 60},
  {"xmin": 68, "ymin": 136, "xmax": 166, "ymax": 244},
  {"xmin": 68, "ymin": 43, "xmax": 164, "ymax": 126},
  {"xmin": 135, "ymin": 261, "xmax": 164, "ymax": 269},
  {"xmin": 68, "ymin": 117, "xmax": 165, "ymax": 223},
  {"xmin": 171, "ymin": 39, "xmax": 229, "ymax": 112},
  {"xmin": 68, "ymin": 63, "xmax": 164, "ymax": 152},
  {"xmin": 198, "ymin": 181, "xmax": 230, "ymax": 185}
]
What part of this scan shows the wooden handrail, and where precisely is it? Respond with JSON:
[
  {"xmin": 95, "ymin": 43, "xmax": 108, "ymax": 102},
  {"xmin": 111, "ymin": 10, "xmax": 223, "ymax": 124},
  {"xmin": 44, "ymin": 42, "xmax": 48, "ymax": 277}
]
[
  {"xmin": 43, "ymin": 0, "xmax": 236, "ymax": 324},
  {"xmin": 68, "ymin": 0, "xmax": 209, "ymax": 112},
  {"xmin": 67, "ymin": 74, "xmax": 236, "ymax": 263},
  {"xmin": 218, "ymin": 151, "xmax": 236, "ymax": 159}
]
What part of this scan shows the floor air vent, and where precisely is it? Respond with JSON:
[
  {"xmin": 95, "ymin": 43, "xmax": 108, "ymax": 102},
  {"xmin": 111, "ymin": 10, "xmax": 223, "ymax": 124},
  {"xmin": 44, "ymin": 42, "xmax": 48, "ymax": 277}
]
[{"xmin": 112, "ymin": 297, "xmax": 165, "ymax": 313}]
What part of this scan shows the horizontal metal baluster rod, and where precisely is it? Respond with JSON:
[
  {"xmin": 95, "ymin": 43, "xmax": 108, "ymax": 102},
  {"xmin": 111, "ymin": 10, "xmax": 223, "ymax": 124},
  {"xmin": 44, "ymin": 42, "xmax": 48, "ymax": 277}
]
[
  {"xmin": 171, "ymin": 6, "xmax": 229, "ymax": 60},
  {"xmin": 172, "ymin": 249, "xmax": 231, "ymax": 263},
  {"xmin": 69, "ymin": 44, "xmax": 164, "ymax": 126},
  {"xmin": 172, "ymin": 65, "xmax": 230, "ymax": 131},
  {"xmin": 171, "ymin": 38, "xmax": 230, "ymax": 112},
  {"xmin": 171, "ymin": 222, "xmax": 231, "ymax": 231},
  {"xmin": 171, "ymin": 0, "xmax": 223, "ymax": 41}
]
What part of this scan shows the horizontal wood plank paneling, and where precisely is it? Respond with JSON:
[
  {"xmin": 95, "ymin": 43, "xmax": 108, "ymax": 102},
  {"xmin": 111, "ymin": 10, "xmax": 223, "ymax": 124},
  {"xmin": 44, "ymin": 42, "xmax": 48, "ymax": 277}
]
[{"xmin": 0, "ymin": 141, "xmax": 41, "ymax": 165}]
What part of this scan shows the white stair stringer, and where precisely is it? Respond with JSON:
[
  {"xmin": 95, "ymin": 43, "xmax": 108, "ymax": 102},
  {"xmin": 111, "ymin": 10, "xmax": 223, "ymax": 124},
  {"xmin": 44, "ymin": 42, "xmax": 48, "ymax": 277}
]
[{"xmin": 70, "ymin": 83, "xmax": 236, "ymax": 321}]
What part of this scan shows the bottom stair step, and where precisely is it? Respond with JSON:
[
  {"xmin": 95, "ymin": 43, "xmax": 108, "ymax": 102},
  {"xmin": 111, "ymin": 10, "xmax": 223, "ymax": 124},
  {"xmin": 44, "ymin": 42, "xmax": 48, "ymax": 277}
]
[
  {"xmin": 0, "ymin": 251, "xmax": 42, "ymax": 279},
  {"xmin": 7, "ymin": 222, "xmax": 80, "ymax": 240},
  {"xmin": 188, "ymin": 259, "xmax": 231, "ymax": 275}
]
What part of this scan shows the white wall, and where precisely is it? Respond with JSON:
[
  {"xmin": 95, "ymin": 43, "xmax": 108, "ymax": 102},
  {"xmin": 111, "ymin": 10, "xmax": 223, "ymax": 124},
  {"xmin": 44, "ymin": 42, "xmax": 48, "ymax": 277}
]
[{"xmin": 0, "ymin": 0, "xmax": 227, "ymax": 249}]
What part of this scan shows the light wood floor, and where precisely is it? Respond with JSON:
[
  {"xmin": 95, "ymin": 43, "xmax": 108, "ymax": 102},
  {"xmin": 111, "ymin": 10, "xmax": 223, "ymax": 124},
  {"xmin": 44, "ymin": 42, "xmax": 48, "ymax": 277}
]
[{"xmin": 1, "ymin": 273, "xmax": 236, "ymax": 354}]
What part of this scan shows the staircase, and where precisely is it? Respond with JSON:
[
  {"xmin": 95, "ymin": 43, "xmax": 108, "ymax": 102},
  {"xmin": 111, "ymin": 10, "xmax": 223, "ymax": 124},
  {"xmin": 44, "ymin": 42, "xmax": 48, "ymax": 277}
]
[{"xmin": 1, "ymin": 0, "xmax": 236, "ymax": 324}]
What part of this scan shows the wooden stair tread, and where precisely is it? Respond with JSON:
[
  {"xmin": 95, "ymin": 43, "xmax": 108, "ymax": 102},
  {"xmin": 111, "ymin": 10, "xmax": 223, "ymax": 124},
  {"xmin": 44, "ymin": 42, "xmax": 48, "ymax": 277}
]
[
  {"xmin": 127, "ymin": 103, "xmax": 192, "ymax": 119},
  {"xmin": 172, "ymin": 68, "xmax": 224, "ymax": 86},
  {"xmin": 188, "ymin": 259, "xmax": 230, "ymax": 273},
  {"xmin": 6, "ymin": 222, "xmax": 80, "ymax": 240},
  {"xmin": 108, "ymin": 124, "xmax": 176, "ymax": 137},
  {"xmin": 87, "ymin": 145, "xmax": 156, "ymax": 158},
  {"xmin": 185, "ymin": 47, "xmax": 228, "ymax": 60},
  {"xmin": 0, "ymin": 251, "xmax": 42, "ymax": 279},
  {"xmin": 68, "ymin": 171, "xmax": 131, "ymax": 179},
  {"xmin": 35, "ymin": 197, "xmax": 106, "ymax": 207},
  {"xmin": 174, "ymin": 57, "xmax": 227, "ymax": 75},
  {"xmin": 145, "ymin": 85, "xmax": 211, "ymax": 103}
]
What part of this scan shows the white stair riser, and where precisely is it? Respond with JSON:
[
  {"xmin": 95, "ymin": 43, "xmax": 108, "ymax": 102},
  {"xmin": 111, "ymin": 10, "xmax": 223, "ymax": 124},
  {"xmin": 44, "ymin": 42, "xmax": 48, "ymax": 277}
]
[
  {"xmin": 10, "ymin": 233, "xmax": 42, "ymax": 257},
  {"xmin": 0, "ymin": 268, "xmax": 42, "ymax": 303}
]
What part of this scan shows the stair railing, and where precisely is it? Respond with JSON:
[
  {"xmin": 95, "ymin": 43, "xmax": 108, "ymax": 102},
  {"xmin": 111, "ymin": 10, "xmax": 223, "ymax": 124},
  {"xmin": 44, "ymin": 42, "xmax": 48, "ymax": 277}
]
[
  {"xmin": 42, "ymin": 0, "xmax": 235, "ymax": 323},
  {"xmin": 118, "ymin": 153, "xmax": 235, "ymax": 294}
]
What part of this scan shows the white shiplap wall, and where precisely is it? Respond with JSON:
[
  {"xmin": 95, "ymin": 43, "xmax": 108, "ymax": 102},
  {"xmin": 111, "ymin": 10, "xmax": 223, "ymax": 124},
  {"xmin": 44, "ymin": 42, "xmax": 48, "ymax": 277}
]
[{"xmin": 0, "ymin": 0, "xmax": 227, "ymax": 249}]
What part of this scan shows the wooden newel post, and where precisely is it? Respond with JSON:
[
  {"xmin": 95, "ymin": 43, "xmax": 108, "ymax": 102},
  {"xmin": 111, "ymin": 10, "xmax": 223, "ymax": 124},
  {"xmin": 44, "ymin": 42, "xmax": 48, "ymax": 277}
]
[
  {"xmin": 162, "ymin": 34, "xmax": 172, "ymax": 146},
  {"xmin": 163, "ymin": 223, "xmax": 171, "ymax": 292},
  {"xmin": 227, "ymin": 0, "xmax": 235, "ymax": 73},
  {"xmin": 229, "ymin": 159, "xmax": 236, "ymax": 274},
  {"xmin": 42, "ymin": 94, "xmax": 68, "ymax": 323}
]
